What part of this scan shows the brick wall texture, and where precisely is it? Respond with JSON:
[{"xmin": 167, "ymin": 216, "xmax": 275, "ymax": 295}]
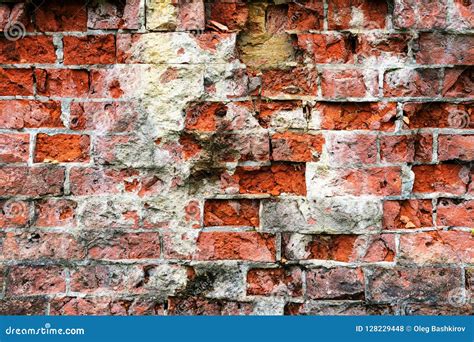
[{"xmin": 0, "ymin": 0, "xmax": 473, "ymax": 315}]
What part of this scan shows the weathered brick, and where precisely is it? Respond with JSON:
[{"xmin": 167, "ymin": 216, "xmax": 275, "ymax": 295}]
[
  {"xmin": 70, "ymin": 167, "xmax": 138, "ymax": 195},
  {"xmin": 34, "ymin": 199, "xmax": 77, "ymax": 227},
  {"xmin": 416, "ymin": 33, "xmax": 474, "ymax": 65},
  {"xmin": 0, "ymin": 36, "xmax": 56, "ymax": 64},
  {"xmin": 393, "ymin": 0, "xmax": 447, "ymax": 29},
  {"xmin": 0, "ymin": 166, "xmax": 64, "ymax": 196},
  {"xmin": 403, "ymin": 102, "xmax": 474, "ymax": 129},
  {"xmin": 0, "ymin": 68, "xmax": 33, "ymax": 96},
  {"xmin": 313, "ymin": 102, "xmax": 397, "ymax": 131},
  {"xmin": 0, "ymin": 298, "xmax": 47, "ymax": 315},
  {"xmin": 310, "ymin": 166, "xmax": 402, "ymax": 196},
  {"xmin": 0, "ymin": 200, "xmax": 30, "ymax": 228},
  {"xmin": 35, "ymin": 69, "xmax": 89, "ymax": 97},
  {"xmin": 366, "ymin": 267, "xmax": 462, "ymax": 303},
  {"xmin": 282, "ymin": 233, "xmax": 395, "ymax": 262},
  {"xmin": 247, "ymin": 267, "xmax": 302, "ymax": 297},
  {"xmin": 35, "ymin": 0, "xmax": 87, "ymax": 32},
  {"xmin": 262, "ymin": 67, "xmax": 318, "ymax": 97},
  {"xmin": 287, "ymin": 1, "xmax": 324, "ymax": 31},
  {"xmin": 325, "ymin": 133, "xmax": 377, "ymax": 165},
  {"xmin": 204, "ymin": 199, "xmax": 259, "ymax": 227},
  {"xmin": 438, "ymin": 135, "xmax": 474, "ymax": 161},
  {"xmin": 0, "ymin": 100, "xmax": 62, "ymax": 129},
  {"xmin": 206, "ymin": 1, "xmax": 249, "ymax": 31},
  {"xmin": 6, "ymin": 266, "xmax": 66, "ymax": 295},
  {"xmin": 233, "ymin": 163, "xmax": 306, "ymax": 196},
  {"xmin": 195, "ymin": 232, "xmax": 276, "ymax": 262},
  {"xmin": 443, "ymin": 67, "xmax": 473, "ymax": 98},
  {"xmin": 437, "ymin": 198, "xmax": 474, "ymax": 227},
  {"xmin": 449, "ymin": 0, "xmax": 474, "ymax": 30},
  {"xmin": 88, "ymin": 0, "xmax": 141, "ymax": 29},
  {"xmin": 297, "ymin": 33, "xmax": 352, "ymax": 63},
  {"xmin": 0, "ymin": 134, "xmax": 29, "ymax": 163},
  {"xmin": 271, "ymin": 132, "xmax": 324, "ymax": 162},
  {"xmin": 306, "ymin": 267, "xmax": 365, "ymax": 300},
  {"xmin": 321, "ymin": 69, "xmax": 378, "ymax": 98},
  {"xmin": 380, "ymin": 134, "xmax": 433, "ymax": 163},
  {"xmin": 70, "ymin": 102, "xmax": 138, "ymax": 132},
  {"xmin": 356, "ymin": 33, "xmax": 411, "ymax": 63},
  {"xmin": 168, "ymin": 297, "xmax": 253, "ymax": 315},
  {"xmin": 87, "ymin": 232, "xmax": 161, "ymax": 260},
  {"xmin": 2, "ymin": 232, "xmax": 84, "ymax": 260},
  {"xmin": 63, "ymin": 35, "xmax": 116, "ymax": 65},
  {"xmin": 35, "ymin": 134, "xmax": 90, "ymax": 163},
  {"xmin": 327, "ymin": 0, "xmax": 387, "ymax": 29},
  {"xmin": 399, "ymin": 231, "xmax": 474, "ymax": 264},
  {"xmin": 285, "ymin": 302, "xmax": 394, "ymax": 315},
  {"xmin": 384, "ymin": 68, "xmax": 440, "ymax": 97},
  {"xmin": 383, "ymin": 200, "xmax": 433, "ymax": 229},
  {"xmin": 412, "ymin": 164, "xmax": 469, "ymax": 195}
]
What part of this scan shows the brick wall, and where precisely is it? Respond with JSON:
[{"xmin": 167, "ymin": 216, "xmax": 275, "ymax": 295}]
[{"xmin": 0, "ymin": 0, "xmax": 472, "ymax": 315}]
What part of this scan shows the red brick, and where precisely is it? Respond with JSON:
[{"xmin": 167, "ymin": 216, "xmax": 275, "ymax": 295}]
[
  {"xmin": 70, "ymin": 265, "xmax": 144, "ymax": 294},
  {"xmin": 437, "ymin": 199, "xmax": 474, "ymax": 227},
  {"xmin": 306, "ymin": 267, "xmax": 365, "ymax": 299},
  {"xmin": 0, "ymin": 100, "xmax": 62, "ymax": 129},
  {"xmin": 393, "ymin": 0, "xmax": 447, "ymax": 29},
  {"xmin": 443, "ymin": 67, "xmax": 473, "ymax": 98},
  {"xmin": 69, "ymin": 167, "xmax": 139, "ymax": 195},
  {"xmin": 178, "ymin": 0, "xmax": 205, "ymax": 31},
  {"xmin": 35, "ymin": 199, "xmax": 76, "ymax": 227},
  {"xmin": 403, "ymin": 102, "xmax": 474, "ymax": 129},
  {"xmin": 206, "ymin": 1, "xmax": 249, "ymax": 31},
  {"xmin": 412, "ymin": 164, "xmax": 468, "ymax": 195},
  {"xmin": 438, "ymin": 135, "xmax": 474, "ymax": 162},
  {"xmin": 380, "ymin": 134, "xmax": 433, "ymax": 163},
  {"xmin": 356, "ymin": 33, "xmax": 411, "ymax": 63},
  {"xmin": 35, "ymin": 69, "xmax": 89, "ymax": 97},
  {"xmin": 257, "ymin": 101, "xmax": 303, "ymax": 129},
  {"xmin": 366, "ymin": 267, "xmax": 462, "ymax": 303},
  {"xmin": 0, "ymin": 200, "xmax": 30, "ymax": 228},
  {"xmin": 70, "ymin": 102, "xmax": 138, "ymax": 132},
  {"xmin": 87, "ymin": 232, "xmax": 161, "ymax": 260},
  {"xmin": 0, "ymin": 166, "xmax": 64, "ymax": 196},
  {"xmin": 450, "ymin": 0, "xmax": 474, "ymax": 29},
  {"xmin": 234, "ymin": 163, "xmax": 306, "ymax": 196},
  {"xmin": 325, "ymin": 133, "xmax": 377, "ymax": 165},
  {"xmin": 283, "ymin": 233, "xmax": 395, "ymax": 262},
  {"xmin": 195, "ymin": 232, "xmax": 276, "ymax": 261},
  {"xmin": 0, "ymin": 36, "xmax": 56, "ymax": 64},
  {"xmin": 88, "ymin": 0, "xmax": 141, "ymax": 30},
  {"xmin": 168, "ymin": 297, "xmax": 253, "ymax": 316},
  {"xmin": 328, "ymin": 0, "xmax": 387, "ymax": 29},
  {"xmin": 297, "ymin": 33, "xmax": 352, "ymax": 63},
  {"xmin": 262, "ymin": 67, "xmax": 318, "ymax": 97},
  {"xmin": 6, "ymin": 266, "xmax": 66, "ymax": 295},
  {"xmin": 34, "ymin": 134, "xmax": 90, "ymax": 163},
  {"xmin": 0, "ymin": 68, "xmax": 33, "ymax": 96},
  {"xmin": 2, "ymin": 232, "xmax": 84, "ymax": 260},
  {"xmin": 315, "ymin": 102, "xmax": 397, "ymax": 131},
  {"xmin": 285, "ymin": 302, "xmax": 394, "ymax": 315},
  {"xmin": 416, "ymin": 33, "xmax": 474, "ymax": 65},
  {"xmin": 0, "ymin": 298, "xmax": 47, "ymax": 315},
  {"xmin": 0, "ymin": 2, "xmax": 31, "ymax": 32},
  {"xmin": 271, "ymin": 132, "xmax": 324, "ymax": 162},
  {"xmin": 404, "ymin": 304, "xmax": 472, "ymax": 316},
  {"xmin": 399, "ymin": 231, "xmax": 474, "ymax": 264},
  {"xmin": 247, "ymin": 267, "xmax": 302, "ymax": 297},
  {"xmin": 63, "ymin": 35, "xmax": 116, "ymax": 65},
  {"xmin": 35, "ymin": 0, "xmax": 87, "ymax": 32},
  {"xmin": 317, "ymin": 167, "xmax": 402, "ymax": 196},
  {"xmin": 384, "ymin": 68, "xmax": 440, "ymax": 97},
  {"xmin": 0, "ymin": 134, "xmax": 29, "ymax": 163},
  {"xmin": 321, "ymin": 69, "xmax": 378, "ymax": 98},
  {"xmin": 287, "ymin": 1, "xmax": 324, "ymax": 31},
  {"xmin": 204, "ymin": 199, "xmax": 259, "ymax": 227},
  {"xmin": 185, "ymin": 102, "xmax": 227, "ymax": 132},
  {"xmin": 383, "ymin": 200, "xmax": 433, "ymax": 229}
]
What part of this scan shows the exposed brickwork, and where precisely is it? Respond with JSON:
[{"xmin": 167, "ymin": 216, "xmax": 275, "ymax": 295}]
[{"xmin": 0, "ymin": 0, "xmax": 472, "ymax": 316}]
